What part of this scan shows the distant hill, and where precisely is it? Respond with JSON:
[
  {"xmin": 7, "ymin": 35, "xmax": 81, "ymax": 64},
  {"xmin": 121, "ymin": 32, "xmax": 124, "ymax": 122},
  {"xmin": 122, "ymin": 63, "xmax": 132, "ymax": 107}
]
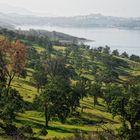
[
  {"xmin": 0, "ymin": 11, "xmax": 140, "ymax": 30},
  {"xmin": 0, "ymin": 27, "xmax": 88, "ymax": 44},
  {"xmin": 15, "ymin": 29, "xmax": 88, "ymax": 43},
  {"xmin": 0, "ymin": 3, "xmax": 34, "ymax": 15}
]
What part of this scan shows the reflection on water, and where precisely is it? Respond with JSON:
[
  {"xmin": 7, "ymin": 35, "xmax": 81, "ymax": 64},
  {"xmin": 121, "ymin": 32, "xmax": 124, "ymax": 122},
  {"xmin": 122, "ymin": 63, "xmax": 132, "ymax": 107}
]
[{"xmin": 16, "ymin": 25, "xmax": 140, "ymax": 55}]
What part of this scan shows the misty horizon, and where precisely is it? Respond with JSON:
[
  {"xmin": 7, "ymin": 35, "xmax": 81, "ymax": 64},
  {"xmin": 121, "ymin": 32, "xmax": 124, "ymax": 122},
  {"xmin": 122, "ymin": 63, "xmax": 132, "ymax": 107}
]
[{"xmin": 0, "ymin": 0, "xmax": 140, "ymax": 18}]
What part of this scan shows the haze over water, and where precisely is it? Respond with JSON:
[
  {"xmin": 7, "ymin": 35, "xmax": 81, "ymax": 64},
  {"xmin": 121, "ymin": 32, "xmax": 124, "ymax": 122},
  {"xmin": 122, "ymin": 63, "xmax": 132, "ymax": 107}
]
[
  {"xmin": 17, "ymin": 25, "xmax": 140, "ymax": 56},
  {"xmin": 2, "ymin": 0, "xmax": 140, "ymax": 55}
]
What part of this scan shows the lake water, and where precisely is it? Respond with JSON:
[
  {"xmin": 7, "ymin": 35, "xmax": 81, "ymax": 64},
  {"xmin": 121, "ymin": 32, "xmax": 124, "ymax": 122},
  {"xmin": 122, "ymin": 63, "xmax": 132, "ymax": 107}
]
[{"xmin": 16, "ymin": 25, "xmax": 140, "ymax": 56}]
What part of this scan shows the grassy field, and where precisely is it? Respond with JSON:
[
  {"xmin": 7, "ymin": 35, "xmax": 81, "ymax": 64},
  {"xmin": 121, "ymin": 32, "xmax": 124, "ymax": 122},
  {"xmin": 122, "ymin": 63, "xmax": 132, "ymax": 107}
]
[
  {"xmin": 1, "ymin": 45, "xmax": 140, "ymax": 139},
  {"xmin": 7, "ymin": 67, "xmax": 120, "ymax": 139}
]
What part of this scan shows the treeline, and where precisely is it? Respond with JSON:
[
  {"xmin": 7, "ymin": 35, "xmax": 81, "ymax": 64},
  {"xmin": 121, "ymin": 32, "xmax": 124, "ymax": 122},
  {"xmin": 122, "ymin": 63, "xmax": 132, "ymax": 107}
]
[
  {"xmin": 0, "ymin": 28, "xmax": 86, "ymax": 47},
  {"xmin": 96, "ymin": 46, "xmax": 140, "ymax": 63},
  {"xmin": 112, "ymin": 48, "xmax": 140, "ymax": 63},
  {"xmin": 30, "ymin": 43, "xmax": 140, "ymax": 139},
  {"xmin": 0, "ymin": 28, "xmax": 52, "ymax": 48},
  {"xmin": 0, "ymin": 36, "xmax": 30, "ymax": 138}
]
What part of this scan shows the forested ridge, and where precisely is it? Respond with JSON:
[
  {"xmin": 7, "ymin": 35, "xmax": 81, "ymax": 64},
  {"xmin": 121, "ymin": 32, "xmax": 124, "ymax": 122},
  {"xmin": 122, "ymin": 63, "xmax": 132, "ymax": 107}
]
[{"xmin": 0, "ymin": 28, "xmax": 140, "ymax": 140}]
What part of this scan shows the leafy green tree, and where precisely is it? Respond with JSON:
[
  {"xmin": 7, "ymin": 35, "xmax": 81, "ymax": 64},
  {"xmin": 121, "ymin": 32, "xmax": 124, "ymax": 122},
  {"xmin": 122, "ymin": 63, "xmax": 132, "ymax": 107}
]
[
  {"xmin": 90, "ymin": 48, "xmax": 101, "ymax": 61},
  {"xmin": 130, "ymin": 54, "xmax": 140, "ymax": 63},
  {"xmin": 70, "ymin": 46, "xmax": 89, "ymax": 76},
  {"xmin": 101, "ymin": 68, "xmax": 119, "ymax": 83},
  {"xmin": 44, "ymin": 55, "xmax": 75, "ymax": 80},
  {"xmin": 0, "ymin": 88, "xmax": 24, "ymax": 136},
  {"xmin": 103, "ymin": 45, "xmax": 110, "ymax": 55},
  {"xmin": 32, "ymin": 63, "xmax": 48, "ymax": 92},
  {"xmin": 110, "ymin": 95, "xmax": 140, "ymax": 139},
  {"xmin": 112, "ymin": 49, "xmax": 119, "ymax": 56},
  {"xmin": 34, "ymin": 77, "xmax": 73, "ymax": 127},
  {"xmin": 100, "ymin": 55, "xmax": 121, "ymax": 83},
  {"xmin": 89, "ymin": 82, "xmax": 102, "ymax": 106},
  {"xmin": 121, "ymin": 51, "xmax": 129, "ymax": 58},
  {"xmin": 108, "ymin": 78, "xmax": 140, "ymax": 139},
  {"xmin": 104, "ymin": 84, "xmax": 123, "ymax": 107},
  {"xmin": 32, "ymin": 70, "xmax": 47, "ymax": 92},
  {"xmin": 77, "ymin": 76, "xmax": 90, "ymax": 99}
]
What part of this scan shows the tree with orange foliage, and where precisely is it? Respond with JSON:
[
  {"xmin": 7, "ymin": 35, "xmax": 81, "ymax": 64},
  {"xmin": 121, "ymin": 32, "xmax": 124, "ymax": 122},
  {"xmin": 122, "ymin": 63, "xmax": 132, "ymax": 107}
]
[
  {"xmin": 6, "ymin": 40, "xmax": 27, "ymax": 87},
  {"xmin": 0, "ymin": 36, "xmax": 10, "ymax": 87},
  {"xmin": 0, "ymin": 36, "xmax": 27, "ymax": 87}
]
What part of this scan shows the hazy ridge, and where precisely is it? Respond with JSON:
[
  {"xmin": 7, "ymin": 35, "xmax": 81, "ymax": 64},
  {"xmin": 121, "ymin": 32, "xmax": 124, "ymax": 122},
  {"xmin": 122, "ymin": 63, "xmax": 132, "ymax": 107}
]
[{"xmin": 0, "ymin": 11, "xmax": 140, "ymax": 30}]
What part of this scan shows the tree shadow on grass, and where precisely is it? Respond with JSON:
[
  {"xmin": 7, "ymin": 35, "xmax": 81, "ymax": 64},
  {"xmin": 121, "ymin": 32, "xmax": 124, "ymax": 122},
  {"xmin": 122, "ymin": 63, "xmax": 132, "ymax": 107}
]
[
  {"xmin": 81, "ymin": 102, "xmax": 94, "ymax": 110},
  {"xmin": 81, "ymin": 101, "xmax": 107, "ymax": 114},
  {"xmin": 15, "ymin": 118, "xmax": 45, "ymax": 129},
  {"xmin": 66, "ymin": 108, "xmax": 118, "ymax": 126},
  {"xmin": 47, "ymin": 126, "xmax": 74, "ymax": 134},
  {"xmin": 82, "ymin": 112, "xmax": 118, "ymax": 124},
  {"xmin": 48, "ymin": 125, "xmax": 89, "ymax": 134},
  {"xmin": 14, "ymin": 118, "xmax": 77, "ymax": 134},
  {"xmin": 12, "ymin": 84, "xmax": 33, "ymax": 91}
]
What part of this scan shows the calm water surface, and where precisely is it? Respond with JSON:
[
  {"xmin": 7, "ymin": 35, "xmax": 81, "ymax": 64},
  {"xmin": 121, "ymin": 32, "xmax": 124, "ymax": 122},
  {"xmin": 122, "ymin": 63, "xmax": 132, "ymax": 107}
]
[{"xmin": 17, "ymin": 25, "xmax": 140, "ymax": 55}]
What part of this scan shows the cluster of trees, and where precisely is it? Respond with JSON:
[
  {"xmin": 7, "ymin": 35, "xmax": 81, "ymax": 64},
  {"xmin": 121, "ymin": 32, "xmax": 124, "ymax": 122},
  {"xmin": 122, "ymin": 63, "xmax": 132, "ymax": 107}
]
[
  {"xmin": 0, "ymin": 36, "xmax": 29, "ymax": 138},
  {"xmin": 30, "ymin": 43, "xmax": 140, "ymax": 139},
  {"xmin": 0, "ymin": 31, "xmax": 140, "ymax": 140},
  {"xmin": 106, "ymin": 77, "xmax": 140, "ymax": 139},
  {"xmin": 33, "ymin": 55, "xmax": 84, "ymax": 127},
  {"xmin": 112, "ymin": 47, "xmax": 140, "ymax": 63},
  {"xmin": 0, "ymin": 28, "xmax": 52, "ymax": 48},
  {"xmin": 88, "ymin": 46, "xmax": 140, "ymax": 139},
  {"xmin": 93, "ymin": 45, "xmax": 140, "ymax": 64}
]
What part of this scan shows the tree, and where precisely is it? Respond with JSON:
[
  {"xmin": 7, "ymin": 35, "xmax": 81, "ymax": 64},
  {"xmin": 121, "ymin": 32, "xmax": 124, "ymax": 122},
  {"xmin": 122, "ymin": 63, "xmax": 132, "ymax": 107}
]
[
  {"xmin": 121, "ymin": 51, "xmax": 129, "ymax": 58},
  {"xmin": 101, "ymin": 68, "xmax": 119, "ymax": 83},
  {"xmin": 0, "ymin": 87, "xmax": 24, "ymax": 136},
  {"xmin": 69, "ymin": 47, "xmax": 91, "ymax": 77},
  {"xmin": 108, "ymin": 78, "xmax": 140, "ymax": 139},
  {"xmin": 0, "ymin": 37, "xmax": 27, "ymax": 87},
  {"xmin": 0, "ymin": 49, "xmax": 6, "ymax": 87},
  {"xmin": 89, "ymin": 82, "xmax": 102, "ymax": 106},
  {"xmin": 103, "ymin": 45, "xmax": 110, "ymax": 55},
  {"xmin": 130, "ymin": 54, "xmax": 140, "ymax": 63},
  {"xmin": 110, "ymin": 95, "xmax": 140, "ymax": 139},
  {"xmin": 34, "ymin": 77, "xmax": 73, "ymax": 127},
  {"xmin": 112, "ymin": 49, "xmax": 119, "ymax": 56},
  {"xmin": 6, "ymin": 40, "xmax": 27, "ymax": 87},
  {"xmin": 104, "ymin": 84, "xmax": 123, "ymax": 107},
  {"xmin": 44, "ymin": 55, "xmax": 73, "ymax": 80},
  {"xmin": 0, "ymin": 36, "xmax": 10, "ymax": 87},
  {"xmin": 32, "ymin": 64, "xmax": 48, "ymax": 92},
  {"xmin": 76, "ymin": 76, "xmax": 90, "ymax": 100},
  {"xmin": 100, "ymin": 55, "xmax": 121, "ymax": 84}
]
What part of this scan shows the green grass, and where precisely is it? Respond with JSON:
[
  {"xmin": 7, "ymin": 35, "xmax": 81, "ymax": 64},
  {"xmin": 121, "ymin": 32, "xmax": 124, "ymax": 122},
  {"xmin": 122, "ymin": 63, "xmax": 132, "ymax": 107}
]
[
  {"xmin": 53, "ymin": 46, "xmax": 66, "ymax": 52},
  {"xmin": 33, "ymin": 44, "xmax": 46, "ymax": 53},
  {"xmin": 11, "ymin": 68, "xmax": 37, "ymax": 102},
  {"xmin": 1, "ymin": 45, "xmax": 139, "ymax": 139},
  {"xmin": 14, "ymin": 98, "xmax": 120, "ymax": 139},
  {"xmin": 10, "ymin": 69, "xmax": 120, "ymax": 139},
  {"xmin": 10, "ymin": 70, "xmax": 121, "ymax": 139}
]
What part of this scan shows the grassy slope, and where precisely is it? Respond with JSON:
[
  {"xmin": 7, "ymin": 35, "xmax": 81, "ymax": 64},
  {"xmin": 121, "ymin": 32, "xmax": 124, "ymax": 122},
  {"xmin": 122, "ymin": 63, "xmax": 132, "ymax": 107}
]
[
  {"xmin": 1, "ymin": 45, "xmax": 140, "ymax": 139},
  {"xmin": 11, "ymin": 71, "xmax": 120, "ymax": 139}
]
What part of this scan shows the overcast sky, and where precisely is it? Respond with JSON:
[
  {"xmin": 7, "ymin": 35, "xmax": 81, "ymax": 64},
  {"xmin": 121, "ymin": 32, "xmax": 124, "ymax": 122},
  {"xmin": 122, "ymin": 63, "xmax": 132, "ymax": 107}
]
[{"xmin": 0, "ymin": 0, "xmax": 140, "ymax": 17}]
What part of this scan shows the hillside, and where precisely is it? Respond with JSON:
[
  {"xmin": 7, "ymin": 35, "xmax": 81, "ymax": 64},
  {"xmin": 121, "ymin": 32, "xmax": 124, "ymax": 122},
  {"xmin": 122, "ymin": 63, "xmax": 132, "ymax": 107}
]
[
  {"xmin": 1, "ymin": 12, "xmax": 140, "ymax": 29},
  {"xmin": 0, "ymin": 27, "xmax": 88, "ymax": 45},
  {"xmin": 0, "ymin": 28, "xmax": 140, "ymax": 140}
]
